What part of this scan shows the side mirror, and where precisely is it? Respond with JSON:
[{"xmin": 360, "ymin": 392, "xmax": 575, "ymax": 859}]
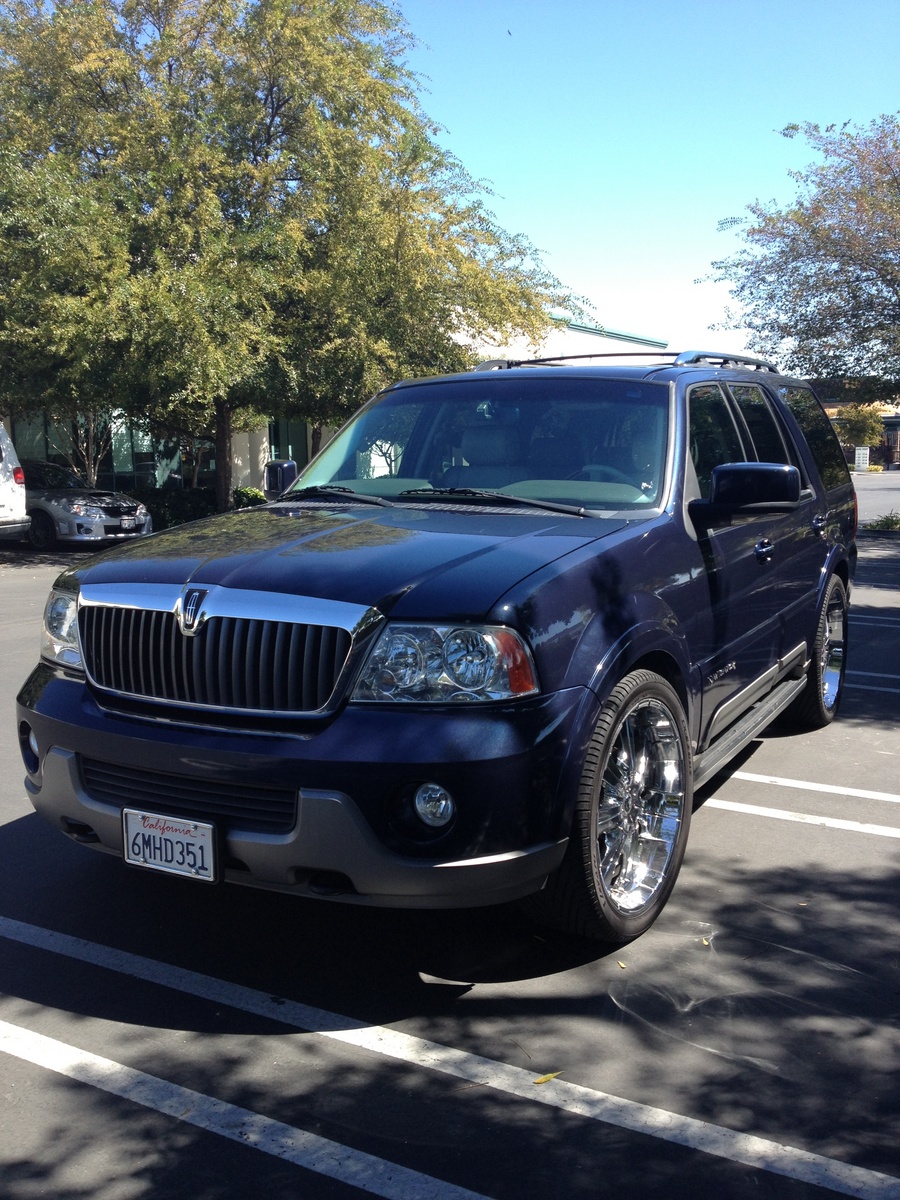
[{"xmin": 708, "ymin": 462, "xmax": 801, "ymax": 509}]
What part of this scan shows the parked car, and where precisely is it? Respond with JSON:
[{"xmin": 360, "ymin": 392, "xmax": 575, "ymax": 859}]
[
  {"xmin": 0, "ymin": 422, "xmax": 30, "ymax": 542},
  {"xmin": 16, "ymin": 352, "xmax": 856, "ymax": 943},
  {"xmin": 21, "ymin": 460, "xmax": 152, "ymax": 550}
]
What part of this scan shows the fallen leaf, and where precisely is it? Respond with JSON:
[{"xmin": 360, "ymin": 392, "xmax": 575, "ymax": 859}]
[
  {"xmin": 533, "ymin": 1072, "xmax": 563, "ymax": 1085},
  {"xmin": 617, "ymin": 961, "xmax": 627, "ymax": 969},
  {"xmin": 702, "ymin": 938, "xmax": 710, "ymax": 946}
]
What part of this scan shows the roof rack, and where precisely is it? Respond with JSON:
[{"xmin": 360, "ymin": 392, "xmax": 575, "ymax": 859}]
[
  {"xmin": 472, "ymin": 350, "xmax": 781, "ymax": 373},
  {"xmin": 671, "ymin": 351, "xmax": 780, "ymax": 372},
  {"xmin": 473, "ymin": 352, "xmax": 674, "ymax": 371}
]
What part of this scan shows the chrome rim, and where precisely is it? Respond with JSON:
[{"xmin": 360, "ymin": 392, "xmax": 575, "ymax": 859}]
[
  {"xmin": 596, "ymin": 697, "xmax": 686, "ymax": 914},
  {"xmin": 821, "ymin": 593, "xmax": 846, "ymax": 712}
]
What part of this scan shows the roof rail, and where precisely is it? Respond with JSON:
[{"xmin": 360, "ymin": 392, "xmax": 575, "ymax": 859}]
[
  {"xmin": 672, "ymin": 351, "xmax": 780, "ymax": 373},
  {"xmin": 473, "ymin": 352, "xmax": 673, "ymax": 371},
  {"xmin": 472, "ymin": 350, "xmax": 781, "ymax": 373}
]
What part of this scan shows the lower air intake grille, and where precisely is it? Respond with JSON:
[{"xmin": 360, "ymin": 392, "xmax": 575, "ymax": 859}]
[
  {"xmin": 79, "ymin": 606, "xmax": 352, "ymax": 714},
  {"xmin": 80, "ymin": 758, "xmax": 297, "ymax": 833}
]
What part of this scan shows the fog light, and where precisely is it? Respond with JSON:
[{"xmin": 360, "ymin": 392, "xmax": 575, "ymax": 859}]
[
  {"xmin": 19, "ymin": 722, "xmax": 40, "ymax": 775},
  {"xmin": 413, "ymin": 783, "xmax": 455, "ymax": 828}
]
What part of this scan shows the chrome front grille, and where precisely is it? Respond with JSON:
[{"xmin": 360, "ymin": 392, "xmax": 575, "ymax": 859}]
[{"xmin": 77, "ymin": 587, "xmax": 373, "ymax": 715}]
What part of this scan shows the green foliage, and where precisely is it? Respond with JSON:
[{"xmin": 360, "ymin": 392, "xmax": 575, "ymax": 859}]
[
  {"xmin": 0, "ymin": 0, "xmax": 572, "ymax": 509},
  {"xmin": 833, "ymin": 402, "xmax": 887, "ymax": 448},
  {"xmin": 866, "ymin": 510, "xmax": 900, "ymax": 529},
  {"xmin": 714, "ymin": 117, "xmax": 900, "ymax": 383},
  {"xmin": 132, "ymin": 486, "xmax": 217, "ymax": 530},
  {"xmin": 233, "ymin": 485, "xmax": 267, "ymax": 508}
]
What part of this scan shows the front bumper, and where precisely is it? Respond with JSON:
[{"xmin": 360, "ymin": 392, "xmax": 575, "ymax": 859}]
[
  {"xmin": 53, "ymin": 515, "xmax": 152, "ymax": 544},
  {"xmin": 18, "ymin": 666, "xmax": 585, "ymax": 908}
]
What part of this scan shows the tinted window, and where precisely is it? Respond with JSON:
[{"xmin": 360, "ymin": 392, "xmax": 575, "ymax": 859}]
[
  {"xmin": 780, "ymin": 386, "xmax": 850, "ymax": 490},
  {"xmin": 296, "ymin": 377, "xmax": 671, "ymax": 509},
  {"xmin": 688, "ymin": 384, "xmax": 746, "ymax": 499},
  {"xmin": 729, "ymin": 384, "xmax": 793, "ymax": 466}
]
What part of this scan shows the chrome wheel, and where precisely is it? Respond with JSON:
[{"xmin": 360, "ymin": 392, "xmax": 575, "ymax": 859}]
[
  {"xmin": 786, "ymin": 575, "xmax": 848, "ymax": 730},
  {"xmin": 540, "ymin": 670, "xmax": 692, "ymax": 943},
  {"xmin": 820, "ymin": 586, "xmax": 847, "ymax": 713},
  {"xmin": 596, "ymin": 695, "xmax": 688, "ymax": 915}
]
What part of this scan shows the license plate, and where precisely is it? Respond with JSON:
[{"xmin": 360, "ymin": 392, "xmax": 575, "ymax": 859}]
[
  {"xmin": 121, "ymin": 516, "xmax": 135, "ymax": 529},
  {"xmin": 123, "ymin": 809, "xmax": 216, "ymax": 882}
]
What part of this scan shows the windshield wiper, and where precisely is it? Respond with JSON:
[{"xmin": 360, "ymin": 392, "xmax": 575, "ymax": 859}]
[
  {"xmin": 398, "ymin": 487, "xmax": 587, "ymax": 517},
  {"xmin": 279, "ymin": 486, "xmax": 394, "ymax": 508}
]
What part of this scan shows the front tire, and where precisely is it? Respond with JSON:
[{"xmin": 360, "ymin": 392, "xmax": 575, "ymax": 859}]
[
  {"xmin": 541, "ymin": 670, "xmax": 692, "ymax": 943},
  {"xmin": 785, "ymin": 574, "xmax": 848, "ymax": 730},
  {"xmin": 28, "ymin": 509, "xmax": 57, "ymax": 551}
]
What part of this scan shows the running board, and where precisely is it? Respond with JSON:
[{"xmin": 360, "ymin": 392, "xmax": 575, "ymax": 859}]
[{"xmin": 693, "ymin": 674, "xmax": 808, "ymax": 791}]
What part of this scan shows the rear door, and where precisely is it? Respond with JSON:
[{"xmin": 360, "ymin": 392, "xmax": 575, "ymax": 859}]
[
  {"xmin": 725, "ymin": 381, "xmax": 825, "ymax": 658},
  {"xmin": 686, "ymin": 382, "xmax": 806, "ymax": 741}
]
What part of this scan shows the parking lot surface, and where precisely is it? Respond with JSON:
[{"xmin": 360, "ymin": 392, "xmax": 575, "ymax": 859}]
[{"xmin": 1, "ymin": 536, "xmax": 898, "ymax": 1200}]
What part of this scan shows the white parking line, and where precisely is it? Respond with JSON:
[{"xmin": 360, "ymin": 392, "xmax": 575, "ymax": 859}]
[
  {"xmin": 1, "ymin": 917, "xmax": 898, "ymax": 1200},
  {"xmin": 0, "ymin": 1018, "xmax": 488, "ymax": 1200},
  {"xmin": 703, "ymin": 799, "xmax": 900, "ymax": 838},
  {"xmin": 733, "ymin": 773, "xmax": 900, "ymax": 805}
]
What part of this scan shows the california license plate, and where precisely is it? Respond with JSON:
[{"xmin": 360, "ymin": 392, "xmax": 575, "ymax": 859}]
[{"xmin": 123, "ymin": 809, "xmax": 216, "ymax": 882}]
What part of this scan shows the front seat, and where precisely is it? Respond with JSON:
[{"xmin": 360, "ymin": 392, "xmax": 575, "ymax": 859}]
[{"xmin": 441, "ymin": 425, "xmax": 526, "ymax": 488}]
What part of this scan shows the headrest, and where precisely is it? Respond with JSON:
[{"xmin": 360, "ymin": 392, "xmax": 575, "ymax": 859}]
[{"xmin": 461, "ymin": 424, "xmax": 521, "ymax": 466}]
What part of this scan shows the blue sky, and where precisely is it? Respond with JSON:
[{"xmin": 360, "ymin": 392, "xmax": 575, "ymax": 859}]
[{"xmin": 396, "ymin": 0, "xmax": 900, "ymax": 355}]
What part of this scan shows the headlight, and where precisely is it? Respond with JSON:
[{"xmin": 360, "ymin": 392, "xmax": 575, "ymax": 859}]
[
  {"xmin": 40, "ymin": 588, "xmax": 83, "ymax": 669},
  {"xmin": 352, "ymin": 624, "xmax": 538, "ymax": 702},
  {"xmin": 58, "ymin": 498, "xmax": 104, "ymax": 519}
]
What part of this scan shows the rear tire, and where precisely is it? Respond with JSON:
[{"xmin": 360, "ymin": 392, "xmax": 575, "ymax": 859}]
[
  {"xmin": 785, "ymin": 575, "xmax": 848, "ymax": 730},
  {"xmin": 538, "ymin": 670, "xmax": 692, "ymax": 943}
]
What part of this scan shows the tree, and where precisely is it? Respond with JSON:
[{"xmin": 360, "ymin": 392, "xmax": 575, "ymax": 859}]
[
  {"xmin": 833, "ymin": 402, "xmax": 886, "ymax": 449},
  {"xmin": 713, "ymin": 117, "xmax": 900, "ymax": 390},
  {"xmin": 0, "ymin": 0, "xmax": 571, "ymax": 509}
]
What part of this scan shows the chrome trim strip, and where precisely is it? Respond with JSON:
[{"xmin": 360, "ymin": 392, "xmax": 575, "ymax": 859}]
[{"xmin": 707, "ymin": 641, "xmax": 807, "ymax": 742}]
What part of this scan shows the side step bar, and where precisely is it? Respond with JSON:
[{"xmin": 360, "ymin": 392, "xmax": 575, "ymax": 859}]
[{"xmin": 693, "ymin": 674, "xmax": 807, "ymax": 791}]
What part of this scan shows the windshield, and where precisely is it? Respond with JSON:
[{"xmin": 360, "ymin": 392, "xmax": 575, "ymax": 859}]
[{"xmin": 289, "ymin": 375, "xmax": 670, "ymax": 510}]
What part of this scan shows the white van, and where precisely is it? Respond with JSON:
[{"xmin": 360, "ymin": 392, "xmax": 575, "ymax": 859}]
[{"xmin": 0, "ymin": 421, "xmax": 30, "ymax": 542}]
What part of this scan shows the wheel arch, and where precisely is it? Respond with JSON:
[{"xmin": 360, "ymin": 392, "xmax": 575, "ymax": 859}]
[{"xmin": 550, "ymin": 635, "xmax": 695, "ymax": 844}]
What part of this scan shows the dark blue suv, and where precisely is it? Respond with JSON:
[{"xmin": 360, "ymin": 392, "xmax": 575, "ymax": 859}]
[{"xmin": 17, "ymin": 352, "xmax": 857, "ymax": 942}]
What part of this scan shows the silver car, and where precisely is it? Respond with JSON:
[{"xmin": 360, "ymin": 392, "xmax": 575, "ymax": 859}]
[{"xmin": 22, "ymin": 460, "xmax": 152, "ymax": 550}]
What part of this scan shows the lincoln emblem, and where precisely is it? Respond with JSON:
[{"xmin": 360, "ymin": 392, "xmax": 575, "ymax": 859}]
[{"xmin": 180, "ymin": 587, "xmax": 208, "ymax": 635}]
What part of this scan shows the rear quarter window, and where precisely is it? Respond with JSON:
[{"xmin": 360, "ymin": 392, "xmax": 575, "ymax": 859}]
[{"xmin": 779, "ymin": 386, "xmax": 850, "ymax": 491}]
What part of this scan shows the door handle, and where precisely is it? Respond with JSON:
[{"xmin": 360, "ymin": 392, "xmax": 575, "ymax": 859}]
[
  {"xmin": 811, "ymin": 512, "xmax": 829, "ymax": 535},
  {"xmin": 755, "ymin": 539, "xmax": 775, "ymax": 563}
]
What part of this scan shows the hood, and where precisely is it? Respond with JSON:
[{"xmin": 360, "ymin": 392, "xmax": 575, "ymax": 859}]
[
  {"xmin": 71, "ymin": 501, "xmax": 630, "ymax": 619},
  {"xmin": 32, "ymin": 487, "xmax": 140, "ymax": 508}
]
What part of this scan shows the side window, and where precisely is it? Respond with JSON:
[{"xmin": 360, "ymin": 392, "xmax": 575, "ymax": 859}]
[
  {"xmin": 688, "ymin": 383, "xmax": 747, "ymax": 499},
  {"xmin": 728, "ymin": 384, "xmax": 793, "ymax": 465},
  {"xmin": 779, "ymin": 386, "xmax": 850, "ymax": 491}
]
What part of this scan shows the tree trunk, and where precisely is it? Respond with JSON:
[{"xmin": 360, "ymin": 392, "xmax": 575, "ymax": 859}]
[{"xmin": 214, "ymin": 399, "xmax": 233, "ymax": 512}]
